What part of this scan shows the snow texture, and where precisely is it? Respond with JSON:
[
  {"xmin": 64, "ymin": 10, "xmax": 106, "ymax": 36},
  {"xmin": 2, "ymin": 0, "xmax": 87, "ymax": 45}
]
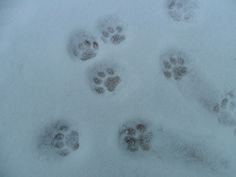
[{"xmin": 1, "ymin": 0, "xmax": 236, "ymax": 177}]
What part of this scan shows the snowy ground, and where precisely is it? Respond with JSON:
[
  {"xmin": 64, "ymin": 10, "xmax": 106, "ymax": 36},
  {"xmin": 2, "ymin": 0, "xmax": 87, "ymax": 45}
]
[{"xmin": 1, "ymin": 0, "xmax": 236, "ymax": 177}]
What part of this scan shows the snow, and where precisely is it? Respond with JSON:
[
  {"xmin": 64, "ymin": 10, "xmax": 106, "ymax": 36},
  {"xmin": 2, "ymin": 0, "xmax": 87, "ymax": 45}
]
[{"xmin": 0, "ymin": 0, "xmax": 236, "ymax": 177}]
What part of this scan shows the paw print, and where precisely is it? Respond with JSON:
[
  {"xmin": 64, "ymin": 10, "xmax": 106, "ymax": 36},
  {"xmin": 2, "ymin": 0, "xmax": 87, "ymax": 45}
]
[
  {"xmin": 167, "ymin": 0, "xmax": 198, "ymax": 22},
  {"xmin": 119, "ymin": 120, "xmax": 153, "ymax": 152},
  {"xmin": 213, "ymin": 91, "xmax": 235, "ymax": 113},
  {"xmin": 88, "ymin": 62, "xmax": 122, "ymax": 95},
  {"xmin": 67, "ymin": 30, "xmax": 99, "ymax": 61},
  {"xmin": 97, "ymin": 15, "xmax": 126, "ymax": 45},
  {"xmin": 160, "ymin": 51, "xmax": 189, "ymax": 81},
  {"xmin": 213, "ymin": 90, "xmax": 236, "ymax": 125},
  {"xmin": 39, "ymin": 120, "xmax": 80, "ymax": 157}
]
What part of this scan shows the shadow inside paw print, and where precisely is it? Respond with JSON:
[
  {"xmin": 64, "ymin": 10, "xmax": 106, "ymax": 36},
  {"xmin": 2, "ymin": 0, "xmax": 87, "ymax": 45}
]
[
  {"xmin": 167, "ymin": 0, "xmax": 198, "ymax": 22},
  {"xmin": 98, "ymin": 15, "xmax": 126, "ymax": 45},
  {"xmin": 119, "ymin": 120, "xmax": 153, "ymax": 152},
  {"xmin": 90, "ymin": 64, "xmax": 122, "ymax": 95},
  {"xmin": 161, "ymin": 51, "xmax": 188, "ymax": 81},
  {"xmin": 67, "ymin": 30, "xmax": 99, "ymax": 61},
  {"xmin": 39, "ymin": 120, "xmax": 80, "ymax": 157}
]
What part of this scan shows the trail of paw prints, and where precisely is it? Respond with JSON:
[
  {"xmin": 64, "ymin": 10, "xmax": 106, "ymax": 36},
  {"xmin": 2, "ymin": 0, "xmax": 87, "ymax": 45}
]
[
  {"xmin": 97, "ymin": 15, "xmax": 126, "ymax": 45},
  {"xmin": 213, "ymin": 90, "xmax": 236, "ymax": 126},
  {"xmin": 118, "ymin": 119, "xmax": 229, "ymax": 172},
  {"xmin": 38, "ymin": 120, "xmax": 80, "ymax": 157},
  {"xmin": 166, "ymin": 0, "xmax": 198, "ymax": 22},
  {"xmin": 67, "ymin": 30, "xmax": 99, "ymax": 61},
  {"xmin": 66, "ymin": 15, "xmax": 126, "ymax": 63},
  {"xmin": 88, "ymin": 61, "xmax": 122, "ymax": 95},
  {"xmin": 119, "ymin": 120, "xmax": 153, "ymax": 153},
  {"xmin": 160, "ymin": 49, "xmax": 190, "ymax": 81},
  {"xmin": 159, "ymin": 49, "xmax": 236, "ymax": 126}
]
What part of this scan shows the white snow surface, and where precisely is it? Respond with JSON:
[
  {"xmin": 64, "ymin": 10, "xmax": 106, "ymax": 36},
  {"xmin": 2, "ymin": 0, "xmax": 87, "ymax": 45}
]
[{"xmin": 0, "ymin": 0, "xmax": 236, "ymax": 177}]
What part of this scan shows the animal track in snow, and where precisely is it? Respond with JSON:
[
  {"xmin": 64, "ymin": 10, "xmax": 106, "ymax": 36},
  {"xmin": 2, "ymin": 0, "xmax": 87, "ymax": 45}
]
[
  {"xmin": 159, "ymin": 49, "xmax": 236, "ymax": 126},
  {"xmin": 166, "ymin": 0, "xmax": 198, "ymax": 22},
  {"xmin": 160, "ymin": 50, "xmax": 189, "ymax": 81},
  {"xmin": 38, "ymin": 120, "xmax": 80, "ymax": 157},
  {"xmin": 67, "ymin": 30, "xmax": 99, "ymax": 61},
  {"xmin": 88, "ymin": 60, "xmax": 123, "ymax": 95},
  {"xmin": 119, "ymin": 120, "xmax": 153, "ymax": 153},
  {"xmin": 97, "ymin": 15, "xmax": 126, "ymax": 45},
  {"xmin": 213, "ymin": 90, "xmax": 236, "ymax": 126}
]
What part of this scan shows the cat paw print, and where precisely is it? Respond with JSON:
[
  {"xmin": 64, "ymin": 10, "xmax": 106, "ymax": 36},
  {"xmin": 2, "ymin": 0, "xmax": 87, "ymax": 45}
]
[
  {"xmin": 67, "ymin": 30, "xmax": 99, "ymax": 61},
  {"xmin": 88, "ymin": 61, "xmax": 122, "ymax": 95},
  {"xmin": 119, "ymin": 120, "xmax": 153, "ymax": 152},
  {"xmin": 166, "ymin": 0, "xmax": 198, "ymax": 22},
  {"xmin": 160, "ymin": 50, "xmax": 189, "ymax": 81},
  {"xmin": 213, "ymin": 90, "xmax": 236, "ymax": 125},
  {"xmin": 39, "ymin": 120, "xmax": 80, "ymax": 157},
  {"xmin": 97, "ymin": 15, "xmax": 126, "ymax": 45}
]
